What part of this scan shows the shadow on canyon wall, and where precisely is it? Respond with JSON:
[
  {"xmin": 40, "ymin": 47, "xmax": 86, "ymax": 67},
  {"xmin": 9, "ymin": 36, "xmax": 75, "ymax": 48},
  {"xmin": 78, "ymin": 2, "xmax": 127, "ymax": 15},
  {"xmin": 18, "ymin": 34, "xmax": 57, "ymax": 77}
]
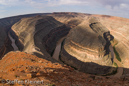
[
  {"xmin": 0, "ymin": 13, "xmax": 50, "ymax": 59},
  {"xmin": 60, "ymin": 47, "xmax": 129, "ymax": 76},
  {"xmin": 0, "ymin": 13, "xmax": 129, "ymax": 78}
]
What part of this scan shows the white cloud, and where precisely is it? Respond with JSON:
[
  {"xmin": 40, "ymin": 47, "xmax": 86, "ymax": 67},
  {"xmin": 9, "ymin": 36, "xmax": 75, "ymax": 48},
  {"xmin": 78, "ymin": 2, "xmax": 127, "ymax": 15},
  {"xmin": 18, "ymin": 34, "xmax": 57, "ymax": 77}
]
[
  {"xmin": 0, "ymin": 0, "xmax": 89, "ymax": 7},
  {"xmin": 120, "ymin": 3, "xmax": 128, "ymax": 9},
  {"xmin": 0, "ymin": 0, "xmax": 129, "ymax": 18},
  {"xmin": 47, "ymin": 0, "xmax": 88, "ymax": 6},
  {"xmin": 24, "ymin": 0, "xmax": 44, "ymax": 7},
  {"xmin": 0, "ymin": 0, "xmax": 19, "ymax": 5},
  {"xmin": 0, "ymin": 0, "xmax": 129, "ymax": 8}
]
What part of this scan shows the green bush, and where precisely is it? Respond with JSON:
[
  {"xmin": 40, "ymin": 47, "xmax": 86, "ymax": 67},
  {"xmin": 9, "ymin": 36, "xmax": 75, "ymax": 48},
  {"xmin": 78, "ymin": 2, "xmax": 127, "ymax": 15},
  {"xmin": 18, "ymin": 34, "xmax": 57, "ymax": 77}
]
[{"xmin": 113, "ymin": 47, "xmax": 121, "ymax": 62}]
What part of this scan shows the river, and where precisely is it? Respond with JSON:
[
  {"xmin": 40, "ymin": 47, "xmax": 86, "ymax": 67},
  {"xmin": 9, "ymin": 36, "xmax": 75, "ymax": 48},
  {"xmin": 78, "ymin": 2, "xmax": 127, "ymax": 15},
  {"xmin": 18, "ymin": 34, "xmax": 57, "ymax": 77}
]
[
  {"xmin": 8, "ymin": 32, "xmax": 123, "ymax": 78},
  {"xmin": 109, "ymin": 45, "xmax": 123, "ymax": 78},
  {"xmin": 8, "ymin": 32, "xmax": 19, "ymax": 51},
  {"xmin": 53, "ymin": 39, "xmax": 123, "ymax": 78},
  {"xmin": 52, "ymin": 37, "xmax": 65, "ymax": 61}
]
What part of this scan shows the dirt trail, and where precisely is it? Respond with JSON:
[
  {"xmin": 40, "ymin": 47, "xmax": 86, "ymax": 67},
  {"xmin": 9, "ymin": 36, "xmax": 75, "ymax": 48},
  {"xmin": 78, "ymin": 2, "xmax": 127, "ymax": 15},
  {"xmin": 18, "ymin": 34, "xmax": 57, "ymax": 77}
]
[
  {"xmin": 52, "ymin": 37, "xmax": 65, "ymax": 61},
  {"xmin": 109, "ymin": 45, "xmax": 123, "ymax": 78},
  {"xmin": 8, "ymin": 33, "xmax": 19, "ymax": 51}
]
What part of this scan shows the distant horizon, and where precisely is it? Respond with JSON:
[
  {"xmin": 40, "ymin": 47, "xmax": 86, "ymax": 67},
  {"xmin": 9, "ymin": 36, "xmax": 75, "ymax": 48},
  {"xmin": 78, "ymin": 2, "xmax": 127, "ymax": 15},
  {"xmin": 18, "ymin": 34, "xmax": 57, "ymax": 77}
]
[
  {"xmin": 0, "ymin": 0, "xmax": 129, "ymax": 19},
  {"xmin": 0, "ymin": 12, "xmax": 128, "ymax": 20}
]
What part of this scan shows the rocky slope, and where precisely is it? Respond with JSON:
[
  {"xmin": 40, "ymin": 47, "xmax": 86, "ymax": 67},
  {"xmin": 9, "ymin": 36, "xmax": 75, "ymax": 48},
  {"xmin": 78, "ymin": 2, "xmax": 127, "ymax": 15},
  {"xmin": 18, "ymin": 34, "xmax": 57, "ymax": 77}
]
[
  {"xmin": 0, "ymin": 51, "xmax": 129, "ymax": 86},
  {"xmin": 0, "ymin": 13, "xmax": 48, "ymax": 59},
  {"xmin": 48, "ymin": 12, "xmax": 129, "ymax": 75},
  {"xmin": 60, "ymin": 18, "xmax": 115, "ymax": 75},
  {"xmin": 0, "ymin": 28, "xmax": 8, "ymax": 59},
  {"xmin": 11, "ymin": 16, "xmax": 71, "ymax": 61},
  {"xmin": 0, "ymin": 12, "xmax": 129, "ymax": 77}
]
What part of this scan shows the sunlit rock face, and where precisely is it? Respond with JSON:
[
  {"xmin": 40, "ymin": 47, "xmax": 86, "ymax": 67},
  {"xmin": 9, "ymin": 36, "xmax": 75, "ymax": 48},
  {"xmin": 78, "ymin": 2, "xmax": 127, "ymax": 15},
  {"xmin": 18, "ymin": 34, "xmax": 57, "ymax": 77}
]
[
  {"xmin": 60, "ymin": 18, "xmax": 115, "ymax": 75},
  {"xmin": 50, "ymin": 13, "xmax": 129, "ymax": 75},
  {"xmin": 11, "ymin": 16, "xmax": 71, "ymax": 61},
  {"xmin": 1, "ymin": 12, "xmax": 129, "ymax": 75},
  {"xmin": 98, "ymin": 17, "xmax": 129, "ymax": 69},
  {"xmin": 0, "ymin": 13, "xmax": 46, "ymax": 59}
]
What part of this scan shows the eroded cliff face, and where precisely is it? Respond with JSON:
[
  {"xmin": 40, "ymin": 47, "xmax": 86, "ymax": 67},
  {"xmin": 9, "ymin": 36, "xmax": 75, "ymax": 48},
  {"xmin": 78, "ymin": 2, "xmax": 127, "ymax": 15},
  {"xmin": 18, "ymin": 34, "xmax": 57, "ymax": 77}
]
[
  {"xmin": 1, "ymin": 12, "xmax": 129, "ymax": 76},
  {"xmin": 0, "ymin": 28, "xmax": 7, "ymax": 59},
  {"xmin": 0, "ymin": 13, "xmax": 47, "ymax": 59},
  {"xmin": 1, "ymin": 51, "xmax": 129, "ymax": 86},
  {"xmin": 50, "ymin": 12, "xmax": 129, "ymax": 75},
  {"xmin": 11, "ymin": 16, "xmax": 71, "ymax": 61},
  {"xmin": 98, "ymin": 17, "xmax": 129, "ymax": 69},
  {"xmin": 60, "ymin": 18, "xmax": 115, "ymax": 75}
]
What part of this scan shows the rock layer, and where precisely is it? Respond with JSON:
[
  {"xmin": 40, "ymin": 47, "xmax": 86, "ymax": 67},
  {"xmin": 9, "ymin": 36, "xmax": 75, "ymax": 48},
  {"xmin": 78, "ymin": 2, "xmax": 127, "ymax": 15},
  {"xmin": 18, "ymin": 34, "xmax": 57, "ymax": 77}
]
[
  {"xmin": 0, "ymin": 13, "xmax": 47, "ymax": 58},
  {"xmin": 11, "ymin": 16, "xmax": 71, "ymax": 61},
  {"xmin": 60, "ymin": 18, "xmax": 114, "ymax": 75},
  {"xmin": 1, "ymin": 12, "xmax": 129, "ymax": 76},
  {"xmin": 0, "ymin": 28, "xmax": 7, "ymax": 59},
  {"xmin": 1, "ymin": 51, "xmax": 129, "ymax": 86},
  {"xmin": 49, "ymin": 12, "xmax": 129, "ymax": 75}
]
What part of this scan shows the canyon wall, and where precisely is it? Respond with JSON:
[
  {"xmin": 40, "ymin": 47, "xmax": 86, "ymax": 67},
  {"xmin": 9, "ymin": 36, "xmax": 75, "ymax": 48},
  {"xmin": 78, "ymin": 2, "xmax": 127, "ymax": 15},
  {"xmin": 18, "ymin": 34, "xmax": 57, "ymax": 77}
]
[
  {"xmin": 50, "ymin": 12, "xmax": 129, "ymax": 75},
  {"xmin": 60, "ymin": 18, "xmax": 114, "ymax": 75},
  {"xmin": 1, "ymin": 12, "xmax": 129, "ymax": 75},
  {"xmin": 0, "ymin": 13, "xmax": 47, "ymax": 59},
  {"xmin": 0, "ymin": 28, "xmax": 7, "ymax": 59},
  {"xmin": 11, "ymin": 16, "xmax": 71, "ymax": 61}
]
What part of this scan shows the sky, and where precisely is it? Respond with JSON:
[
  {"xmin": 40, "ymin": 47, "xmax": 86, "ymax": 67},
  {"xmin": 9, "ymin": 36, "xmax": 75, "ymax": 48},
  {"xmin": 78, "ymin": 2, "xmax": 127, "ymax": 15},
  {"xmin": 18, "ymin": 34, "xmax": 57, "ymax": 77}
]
[{"xmin": 0, "ymin": 0, "xmax": 129, "ymax": 19}]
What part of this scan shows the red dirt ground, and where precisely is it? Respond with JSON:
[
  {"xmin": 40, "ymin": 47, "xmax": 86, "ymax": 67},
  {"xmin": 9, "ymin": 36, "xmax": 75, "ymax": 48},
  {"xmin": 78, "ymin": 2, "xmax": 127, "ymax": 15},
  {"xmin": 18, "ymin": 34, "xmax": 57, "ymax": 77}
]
[{"xmin": 0, "ymin": 51, "xmax": 129, "ymax": 86}]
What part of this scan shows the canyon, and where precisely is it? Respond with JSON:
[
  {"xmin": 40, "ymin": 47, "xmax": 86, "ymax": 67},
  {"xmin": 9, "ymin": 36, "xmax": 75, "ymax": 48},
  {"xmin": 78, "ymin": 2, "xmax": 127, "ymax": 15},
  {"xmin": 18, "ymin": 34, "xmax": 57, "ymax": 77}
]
[{"xmin": 0, "ymin": 12, "xmax": 129, "ymax": 85}]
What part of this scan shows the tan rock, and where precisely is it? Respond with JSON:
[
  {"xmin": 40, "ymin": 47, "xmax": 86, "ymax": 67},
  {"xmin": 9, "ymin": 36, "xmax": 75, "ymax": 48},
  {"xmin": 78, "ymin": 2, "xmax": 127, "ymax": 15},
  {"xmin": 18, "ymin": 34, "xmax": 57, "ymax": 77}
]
[{"xmin": 27, "ymin": 73, "xmax": 33, "ymax": 78}]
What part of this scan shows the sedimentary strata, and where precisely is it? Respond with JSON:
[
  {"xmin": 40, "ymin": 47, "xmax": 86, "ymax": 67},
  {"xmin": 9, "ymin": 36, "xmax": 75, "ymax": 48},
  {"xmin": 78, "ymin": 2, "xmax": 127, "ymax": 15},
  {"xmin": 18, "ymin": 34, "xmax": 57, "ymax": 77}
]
[
  {"xmin": 11, "ymin": 16, "xmax": 71, "ymax": 61},
  {"xmin": 1, "ymin": 12, "xmax": 129, "ymax": 76},
  {"xmin": 60, "ymin": 18, "xmax": 115, "ymax": 75},
  {"xmin": 0, "ymin": 28, "xmax": 7, "ymax": 59},
  {"xmin": 49, "ymin": 13, "xmax": 129, "ymax": 75},
  {"xmin": 0, "ymin": 13, "xmax": 45, "ymax": 58}
]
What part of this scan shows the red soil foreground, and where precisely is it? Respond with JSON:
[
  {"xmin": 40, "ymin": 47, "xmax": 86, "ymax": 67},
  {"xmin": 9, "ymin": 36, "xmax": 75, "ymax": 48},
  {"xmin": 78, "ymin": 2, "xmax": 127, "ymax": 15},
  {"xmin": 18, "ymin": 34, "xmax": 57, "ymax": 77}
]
[{"xmin": 0, "ymin": 51, "xmax": 129, "ymax": 86}]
